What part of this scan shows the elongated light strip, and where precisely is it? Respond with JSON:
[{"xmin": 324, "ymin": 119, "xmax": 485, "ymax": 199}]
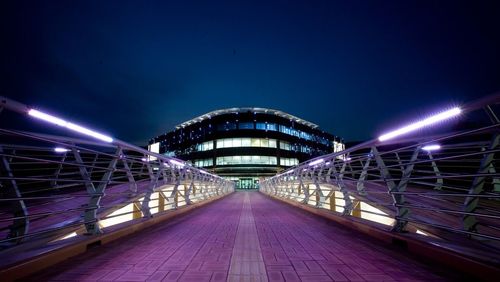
[
  {"xmin": 28, "ymin": 109, "xmax": 113, "ymax": 143},
  {"xmin": 54, "ymin": 147, "xmax": 70, "ymax": 153},
  {"xmin": 378, "ymin": 107, "xmax": 461, "ymax": 142},
  {"xmin": 422, "ymin": 144, "xmax": 441, "ymax": 151},
  {"xmin": 309, "ymin": 158, "xmax": 324, "ymax": 166}
]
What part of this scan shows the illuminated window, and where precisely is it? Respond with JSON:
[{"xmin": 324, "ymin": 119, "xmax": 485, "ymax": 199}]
[
  {"xmin": 280, "ymin": 157, "xmax": 299, "ymax": 166},
  {"xmin": 216, "ymin": 155, "xmax": 277, "ymax": 165},
  {"xmin": 261, "ymin": 139, "xmax": 269, "ymax": 147},
  {"xmin": 280, "ymin": 141, "xmax": 291, "ymax": 150},
  {"xmin": 196, "ymin": 141, "xmax": 214, "ymax": 151},
  {"xmin": 202, "ymin": 138, "xmax": 278, "ymax": 150},
  {"xmin": 333, "ymin": 141, "xmax": 345, "ymax": 153},
  {"xmin": 269, "ymin": 139, "xmax": 276, "ymax": 148},
  {"xmin": 266, "ymin": 123, "xmax": 277, "ymax": 131},
  {"xmin": 217, "ymin": 139, "xmax": 224, "ymax": 149},
  {"xmin": 223, "ymin": 139, "xmax": 233, "ymax": 148},
  {"xmin": 242, "ymin": 138, "xmax": 251, "ymax": 147},
  {"xmin": 194, "ymin": 158, "xmax": 213, "ymax": 167},
  {"xmin": 251, "ymin": 138, "xmax": 261, "ymax": 147},
  {"xmin": 148, "ymin": 142, "xmax": 160, "ymax": 161},
  {"xmin": 232, "ymin": 138, "xmax": 242, "ymax": 147}
]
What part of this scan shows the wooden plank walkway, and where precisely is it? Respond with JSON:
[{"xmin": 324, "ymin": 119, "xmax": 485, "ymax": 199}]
[{"xmin": 27, "ymin": 191, "xmax": 463, "ymax": 281}]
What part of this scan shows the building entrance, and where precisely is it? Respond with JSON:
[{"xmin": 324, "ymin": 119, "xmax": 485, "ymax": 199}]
[{"xmin": 237, "ymin": 178, "xmax": 259, "ymax": 189}]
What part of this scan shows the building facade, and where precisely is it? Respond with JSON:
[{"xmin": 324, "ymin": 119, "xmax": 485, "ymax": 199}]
[{"xmin": 148, "ymin": 108, "xmax": 344, "ymax": 189}]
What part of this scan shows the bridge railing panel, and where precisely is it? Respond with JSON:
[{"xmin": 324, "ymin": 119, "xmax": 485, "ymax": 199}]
[
  {"xmin": 0, "ymin": 97, "xmax": 234, "ymax": 251},
  {"xmin": 261, "ymin": 94, "xmax": 500, "ymax": 251}
]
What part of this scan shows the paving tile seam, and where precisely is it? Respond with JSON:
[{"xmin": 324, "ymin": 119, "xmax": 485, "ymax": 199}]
[{"xmin": 251, "ymin": 192, "xmax": 459, "ymax": 281}]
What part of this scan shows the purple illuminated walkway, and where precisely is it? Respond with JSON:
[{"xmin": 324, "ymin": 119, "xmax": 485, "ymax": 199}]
[{"xmin": 31, "ymin": 192, "xmax": 460, "ymax": 281}]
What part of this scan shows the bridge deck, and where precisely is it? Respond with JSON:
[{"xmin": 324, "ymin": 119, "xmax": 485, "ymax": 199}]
[{"xmin": 29, "ymin": 191, "xmax": 462, "ymax": 281}]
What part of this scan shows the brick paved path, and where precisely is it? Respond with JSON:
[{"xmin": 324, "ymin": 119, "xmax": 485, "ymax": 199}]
[{"xmin": 29, "ymin": 191, "xmax": 460, "ymax": 281}]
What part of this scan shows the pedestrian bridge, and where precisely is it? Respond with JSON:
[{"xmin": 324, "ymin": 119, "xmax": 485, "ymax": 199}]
[{"xmin": 0, "ymin": 95, "xmax": 499, "ymax": 281}]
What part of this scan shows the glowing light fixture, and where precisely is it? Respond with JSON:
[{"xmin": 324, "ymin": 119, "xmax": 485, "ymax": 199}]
[
  {"xmin": 422, "ymin": 144, "xmax": 441, "ymax": 151},
  {"xmin": 378, "ymin": 107, "xmax": 461, "ymax": 142},
  {"xmin": 54, "ymin": 147, "xmax": 70, "ymax": 153},
  {"xmin": 28, "ymin": 109, "xmax": 113, "ymax": 143},
  {"xmin": 309, "ymin": 158, "xmax": 324, "ymax": 166}
]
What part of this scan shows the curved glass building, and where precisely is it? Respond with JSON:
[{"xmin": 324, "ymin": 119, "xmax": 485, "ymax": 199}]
[{"xmin": 148, "ymin": 108, "xmax": 344, "ymax": 189}]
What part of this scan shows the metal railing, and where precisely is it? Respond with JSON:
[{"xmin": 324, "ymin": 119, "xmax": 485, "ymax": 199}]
[
  {"xmin": 0, "ymin": 97, "xmax": 234, "ymax": 250},
  {"xmin": 261, "ymin": 94, "xmax": 500, "ymax": 252}
]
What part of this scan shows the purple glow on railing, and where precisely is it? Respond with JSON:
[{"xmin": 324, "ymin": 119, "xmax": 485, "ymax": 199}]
[
  {"xmin": 378, "ymin": 107, "xmax": 461, "ymax": 142},
  {"xmin": 422, "ymin": 144, "xmax": 441, "ymax": 151},
  {"xmin": 169, "ymin": 159, "xmax": 185, "ymax": 167},
  {"xmin": 309, "ymin": 158, "xmax": 324, "ymax": 166},
  {"xmin": 28, "ymin": 109, "xmax": 113, "ymax": 143},
  {"xmin": 54, "ymin": 147, "xmax": 70, "ymax": 153}
]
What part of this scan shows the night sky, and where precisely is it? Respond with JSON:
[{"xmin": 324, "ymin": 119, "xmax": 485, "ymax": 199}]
[{"xmin": 1, "ymin": 1, "xmax": 499, "ymax": 144}]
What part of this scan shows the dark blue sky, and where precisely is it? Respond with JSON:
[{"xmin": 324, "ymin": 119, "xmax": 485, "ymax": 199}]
[{"xmin": 1, "ymin": 1, "xmax": 499, "ymax": 144}]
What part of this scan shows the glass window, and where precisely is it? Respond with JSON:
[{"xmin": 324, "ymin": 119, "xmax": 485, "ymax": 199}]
[
  {"xmin": 241, "ymin": 138, "xmax": 251, "ymax": 147},
  {"xmin": 269, "ymin": 139, "xmax": 277, "ymax": 148},
  {"xmin": 232, "ymin": 138, "xmax": 242, "ymax": 147},
  {"xmin": 216, "ymin": 155, "xmax": 277, "ymax": 165},
  {"xmin": 214, "ymin": 138, "xmax": 279, "ymax": 149},
  {"xmin": 251, "ymin": 138, "xmax": 261, "ymax": 147},
  {"xmin": 280, "ymin": 141, "xmax": 291, "ymax": 150},
  {"xmin": 270, "ymin": 157, "xmax": 277, "ymax": 165},
  {"xmin": 256, "ymin": 123, "xmax": 266, "ymax": 130},
  {"xmin": 251, "ymin": 156, "xmax": 260, "ymax": 163},
  {"xmin": 261, "ymin": 139, "xmax": 269, "ymax": 147},
  {"xmin": 223, "ymin": 139, "xmax": 233, "ymax": 148},
  {"xmin": 333, "ymin": 141, "xmax": 345, "ymax": 153},
  {"xmin": 280, "ymin": 157, "xmax": 298, "ymax": 166},
  {"xmin": 239, "ymin": 122, "xmax": 254, "ymax": 129},
  {"xmin": 233, "ymin": 156, "xmax": 242, "ymax": 164},
  {"xmin": 217, "ymin": 139, "xmax": 224, "ymax": 149},
  {"xmin": 194, "ymin": 158, "xmax": 213, "ymax": 167},
  {"xmin": 266, "ymin": 123, "xmax": 277, "ymax": 131}
]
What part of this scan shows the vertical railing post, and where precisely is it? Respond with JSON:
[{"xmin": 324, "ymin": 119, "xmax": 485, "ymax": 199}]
[
  {"xmin": 51, "ymin": 151, "xmax": 67, "ymax": 189},
  {"xmin": 0, "ymin": 146, "xmax": 29, "ymax": 243},
  {"xmin": 356, "ymin": 151, "xmax": 372, "ymax": 196},
  {"xmin": 141, "ymin": 159, "xmax": 163, "ymax": 218},
  {"xmin": 313, "ymin": 164, "xmax": 325, "ymax": 208},
  {"xmin": 336, "ymin": 160, "xmax": 353, "ymax": 215},
  {"xmin": 120, "ymin": 152, "xmax": 137, "ymax": 194},
  {"xmin": 373, "ymin": 146, "xmax": 420, "ymax": 232},
  {"xmin": 83, "ymin": 146, "xmax": 121, "ymax": 235},
  {"xmin": 463, "ymin": 133, "xmax": 500, "ymax": 233},
  {"xmin": 427, "ymin": 151, "xmax": 443, "ymax": 190},
  {"xmin": 297, "ymin": 168, "xmax": 309, "ymax": 203}
]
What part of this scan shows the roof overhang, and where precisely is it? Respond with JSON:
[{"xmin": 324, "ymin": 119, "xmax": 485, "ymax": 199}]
[{"xmin": 175, "ymin": 107, "xmax": 318, "ymax": 130}]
